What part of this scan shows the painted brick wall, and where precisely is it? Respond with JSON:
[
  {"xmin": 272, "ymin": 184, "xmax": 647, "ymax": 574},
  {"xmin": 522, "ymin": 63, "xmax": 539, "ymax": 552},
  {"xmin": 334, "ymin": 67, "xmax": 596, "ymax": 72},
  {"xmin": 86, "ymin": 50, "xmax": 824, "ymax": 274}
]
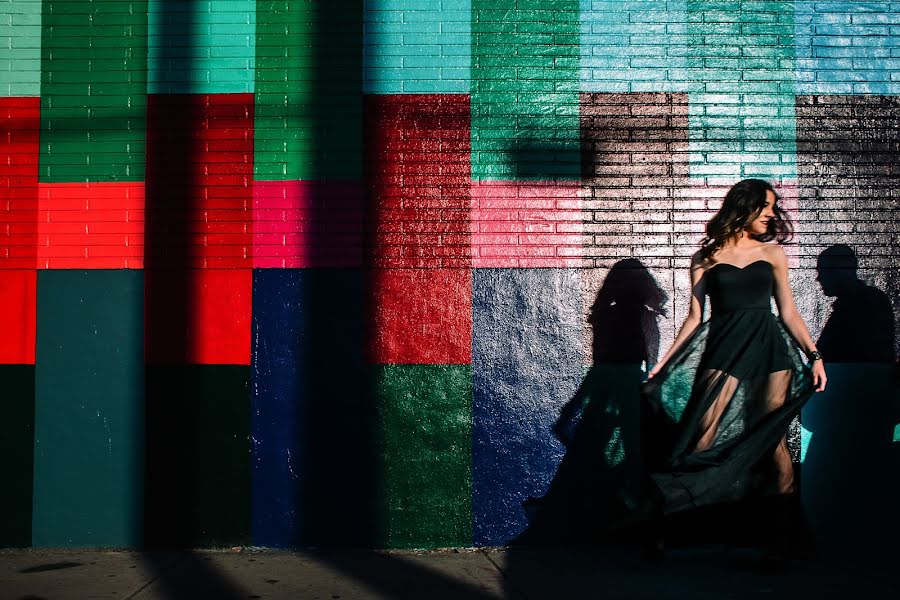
[{"xmin": 0, "ymin": 0, "xmax": 898, "ymax": 550}]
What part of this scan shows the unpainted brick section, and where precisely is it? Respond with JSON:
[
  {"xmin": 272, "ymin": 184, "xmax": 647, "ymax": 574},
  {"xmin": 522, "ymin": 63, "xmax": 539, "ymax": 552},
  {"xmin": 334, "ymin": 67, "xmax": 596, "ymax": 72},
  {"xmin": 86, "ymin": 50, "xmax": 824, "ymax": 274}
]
[
  {"xmin": 796, "ymin": 95, "xmax": 900, "ymax": 266},
  {"xmin": 580, "ymin": 93, "xmax": 690, "ymax": 269},
  {"xmin": 364, "ymin": 94, "xmax": 471, "ymax": 268}
]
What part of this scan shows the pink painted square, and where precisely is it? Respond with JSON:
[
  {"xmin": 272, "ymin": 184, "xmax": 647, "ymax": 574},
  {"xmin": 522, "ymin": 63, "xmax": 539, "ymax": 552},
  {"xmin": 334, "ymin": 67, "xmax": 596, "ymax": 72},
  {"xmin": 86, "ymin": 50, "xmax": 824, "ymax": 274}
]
[
  {"xmin": 252, "ymin": 180, "xmax": 364, "ymax": 268},
  {"xmin": 470, "ymin": 181, "xmax": 583, "ymax": 268}
]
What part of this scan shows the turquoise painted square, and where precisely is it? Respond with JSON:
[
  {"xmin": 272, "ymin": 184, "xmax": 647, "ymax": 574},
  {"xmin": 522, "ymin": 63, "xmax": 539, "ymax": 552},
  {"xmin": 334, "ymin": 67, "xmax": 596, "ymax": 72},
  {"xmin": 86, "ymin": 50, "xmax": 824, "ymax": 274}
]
[
  {"xmin": 148, "ymin": 0, "xmax": 255, "ymax": 94},
  {"xmin": 795, "ymin": 1, "xmax": 900, "ymax": 95},
  {"xmin": 689, "ymin": 93, "xmax": 798, "ymax": 181},
  {"xmin": 684, "ymin": 1, "xmax": 798, "ymax": 181},
  {"xmin": 364, "ymin": 0, "xmax": 470, "ymax": 93},
  {"xmin": 580, "ymin": 0, "xmax": 690, "ymax": 93},
  {"xmin": 0, "ymin": 0, "xmax": 42, "ymax": 97}
]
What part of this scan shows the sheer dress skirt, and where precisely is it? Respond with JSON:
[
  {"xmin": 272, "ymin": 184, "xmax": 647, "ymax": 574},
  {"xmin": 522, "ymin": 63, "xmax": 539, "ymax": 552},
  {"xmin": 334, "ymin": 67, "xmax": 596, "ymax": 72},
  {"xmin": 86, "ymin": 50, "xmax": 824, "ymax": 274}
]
[{"xmin": 640, "ymin": 308, "xmax": 816, "ymax": 516}]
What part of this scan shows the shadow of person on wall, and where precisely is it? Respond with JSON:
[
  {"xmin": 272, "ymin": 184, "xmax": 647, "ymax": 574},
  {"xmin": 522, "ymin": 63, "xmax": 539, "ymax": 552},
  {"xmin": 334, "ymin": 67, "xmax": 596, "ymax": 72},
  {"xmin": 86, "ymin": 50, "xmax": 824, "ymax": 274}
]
[
  {"xmin": 514, "ymin": 259, "xmax": 667, "ymax": 545},
  {"xmin": 801, "ymin": 244, "xmax": 900, "ymax": 546}
]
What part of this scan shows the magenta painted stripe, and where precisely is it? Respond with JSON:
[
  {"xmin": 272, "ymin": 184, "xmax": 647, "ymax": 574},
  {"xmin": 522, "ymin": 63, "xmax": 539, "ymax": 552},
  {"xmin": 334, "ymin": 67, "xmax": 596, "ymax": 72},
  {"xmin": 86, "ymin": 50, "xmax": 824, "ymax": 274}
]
[
  {"xmin": 252, "ymin": 180, "xmax": 364, "ymax": 268},
  {"xmin": 470, "ymin": 181, "xmax": 583, "ymax": 268}
]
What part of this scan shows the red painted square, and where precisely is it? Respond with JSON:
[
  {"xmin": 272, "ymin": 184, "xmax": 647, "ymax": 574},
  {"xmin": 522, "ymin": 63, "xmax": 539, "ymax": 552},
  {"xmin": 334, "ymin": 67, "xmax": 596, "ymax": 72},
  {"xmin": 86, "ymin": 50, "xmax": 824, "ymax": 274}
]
[
  {"xmin": 36, "ymin": 182, "xmax": 145, "ymax": 269},
  {"xmin": 0, "ymin": 97, "xmax": 40, "ymax": 269},
  {"xmin": 369, "ymin": 268, "xmax": 471, "ymax": 364},
  {"xmin": 252, "ymin": 180, "xmax": 363, "ymax": 268},
  {"xmin": 364, "ymin": 94, "xmax": 471, "ymax": 268},
  {"xmin": 145, "ymin": 269, "xmax": 252, "ymax": 365},
  {"xmin": 0, "ymin": 270, "xmax": 36, "ymax": 363},
  {"xmin": 471, "ymin": 181, "xmax": 583, "ymax": 267},
  {"xmin": 146, "ymin": 94, "xmax": 253, "ymax": 269}
]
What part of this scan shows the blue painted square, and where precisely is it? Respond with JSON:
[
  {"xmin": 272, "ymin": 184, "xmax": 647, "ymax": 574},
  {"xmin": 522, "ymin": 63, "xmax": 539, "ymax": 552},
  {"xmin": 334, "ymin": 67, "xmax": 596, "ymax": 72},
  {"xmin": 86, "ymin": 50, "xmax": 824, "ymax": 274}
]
[
  {"xmin": 250, "ymin": 269, "xmax": 367, "ymax": 547},
  {"xmin": 472, "ymin": 268, "xmax": 586, "ymax": 545},
  {"xmin": 364, "ymin": 0, "xmax": 471, "ymax": 93},
  {"xmin": 795, "ymin": 1, "xmax": 900, "ymax": 94}
]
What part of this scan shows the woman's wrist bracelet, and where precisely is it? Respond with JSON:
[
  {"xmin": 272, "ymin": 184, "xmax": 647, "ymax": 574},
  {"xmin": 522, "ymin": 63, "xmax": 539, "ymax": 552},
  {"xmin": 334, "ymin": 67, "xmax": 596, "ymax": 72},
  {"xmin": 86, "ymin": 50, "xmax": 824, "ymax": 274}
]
[{"xmin": 807, "ymin": 349, "xmax": 822, "ymax": 362}]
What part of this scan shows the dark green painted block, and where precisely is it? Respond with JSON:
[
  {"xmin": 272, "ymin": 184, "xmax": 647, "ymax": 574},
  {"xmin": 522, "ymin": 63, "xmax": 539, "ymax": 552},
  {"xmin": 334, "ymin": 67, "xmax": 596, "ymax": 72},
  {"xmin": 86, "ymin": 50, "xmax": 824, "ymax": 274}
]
[
  {"xmin": 254, "ymin": 1, "xmax": 363, "ymax": 180},
  {"xmin": 33, "ymin": 271, "xmax": 144, "ymax": 547},
  {"xmin": 0, "ymin": 366, "xmax": 35, "ymax": 548},
  {"xmin": 372, "ymin": 365, "xmax": 472, "ymax": 549},
  {"xmin": 471, "ymin": 0, "xmax": 581, "ymax": 181},
  {"xmin": 144, "ymin": 365, "xmax": 250, "ymax": 548},
  {"xmin": 39, "ymin": 0, "xmax": 147, "ymax": 182}
]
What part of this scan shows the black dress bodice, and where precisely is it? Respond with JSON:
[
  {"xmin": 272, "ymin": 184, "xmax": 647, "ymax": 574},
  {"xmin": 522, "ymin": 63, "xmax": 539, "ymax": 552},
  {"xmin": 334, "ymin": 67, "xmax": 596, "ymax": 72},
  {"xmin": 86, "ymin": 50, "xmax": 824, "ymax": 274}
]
[{"xmin": 705, "ymin": 259, "xmax": 775, "ymax": 316}]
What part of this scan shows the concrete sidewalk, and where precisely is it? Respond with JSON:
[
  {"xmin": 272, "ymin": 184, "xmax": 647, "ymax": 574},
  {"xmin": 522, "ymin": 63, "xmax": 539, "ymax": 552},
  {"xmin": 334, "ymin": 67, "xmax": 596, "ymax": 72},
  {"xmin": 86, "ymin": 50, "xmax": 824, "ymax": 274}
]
[{"xmin": 1, "ymin": 545, "xmax": 896, "ymax": 599}]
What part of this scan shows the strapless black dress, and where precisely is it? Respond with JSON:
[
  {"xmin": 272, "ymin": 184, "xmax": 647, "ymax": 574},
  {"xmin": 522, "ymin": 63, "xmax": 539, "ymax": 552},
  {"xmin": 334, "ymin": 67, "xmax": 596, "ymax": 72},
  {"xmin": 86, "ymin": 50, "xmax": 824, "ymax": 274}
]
[{"xmin": 640, "ymin": 260, "xmax": 816, "ymax": 515}]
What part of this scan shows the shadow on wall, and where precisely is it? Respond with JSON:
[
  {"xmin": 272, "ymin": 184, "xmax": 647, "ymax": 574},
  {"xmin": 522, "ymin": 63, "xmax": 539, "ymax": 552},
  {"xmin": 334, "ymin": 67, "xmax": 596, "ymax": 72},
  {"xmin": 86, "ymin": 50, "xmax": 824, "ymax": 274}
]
[
  {"xmin": 802, "ymin": 244, "xmax": 900, "ymax": 545},
  {"xmin": 514, "ymin": 259, "xmax": 667, "ymax": 544}
]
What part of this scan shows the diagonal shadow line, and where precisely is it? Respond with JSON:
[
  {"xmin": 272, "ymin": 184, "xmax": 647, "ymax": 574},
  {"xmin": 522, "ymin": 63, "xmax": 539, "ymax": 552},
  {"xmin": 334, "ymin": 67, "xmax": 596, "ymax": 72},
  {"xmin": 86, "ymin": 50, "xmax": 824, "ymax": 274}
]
[{"xmin": 306, "ymin": 549, "xmax": 505, "ymax": 600}]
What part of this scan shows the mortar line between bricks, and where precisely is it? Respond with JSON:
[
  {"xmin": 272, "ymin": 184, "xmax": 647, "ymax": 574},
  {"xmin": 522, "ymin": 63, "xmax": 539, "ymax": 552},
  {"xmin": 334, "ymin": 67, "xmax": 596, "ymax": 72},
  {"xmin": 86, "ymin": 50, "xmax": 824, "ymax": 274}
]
[{"xmin": 480, "ymin": 549, "xmax": 530, "ymax": 600}]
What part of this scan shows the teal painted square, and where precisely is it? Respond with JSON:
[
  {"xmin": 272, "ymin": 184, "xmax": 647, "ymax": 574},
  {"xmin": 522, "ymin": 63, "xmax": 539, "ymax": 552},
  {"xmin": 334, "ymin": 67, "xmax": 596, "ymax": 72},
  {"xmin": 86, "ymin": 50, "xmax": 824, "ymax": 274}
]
[
  {"xmin": 364, "ymin": 0, "xmax": 471, "ymax": 93},
  {"xmin": 689, "ymin": 93, "xmax": 798, "ymax": 181},
  {"xmin": 33, "ymin": 271, "xmax": 144, "ymax": 547},
  {"xmin": 0, "ymin": 1, "xmax": 41, "ymax": 97},
  {"xmin": 372, "ymin": 364, "xmax": 472, "ymax": 549},
  {"xmin": 148, "ymin": 0, "xmax": 255, "ymax": 94},
  {"xmin": 684, "ymin": 1, "xmax": 798, "ymax": 181},
  {"xmin": 580, "ymin": 0, "xmax": 689, "ymax": 93}
]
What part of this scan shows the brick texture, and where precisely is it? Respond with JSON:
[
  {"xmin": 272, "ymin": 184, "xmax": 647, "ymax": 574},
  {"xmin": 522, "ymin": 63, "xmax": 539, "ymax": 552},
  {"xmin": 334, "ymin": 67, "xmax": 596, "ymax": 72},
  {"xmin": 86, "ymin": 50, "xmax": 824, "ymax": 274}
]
[
  {"xmin": 0, "ymin": 97, "xmax": 39, "ymax": 268},
  {"xmin": 364, "ymin": 94, "xmax": 470, "ymax": 268},
  {"xmin": 145, "ymin": 93, "xmax": 253, "ymax": 269},
  {"xmin": 580, "ymin": 93, "xmax": 690, "ymax": 269}
]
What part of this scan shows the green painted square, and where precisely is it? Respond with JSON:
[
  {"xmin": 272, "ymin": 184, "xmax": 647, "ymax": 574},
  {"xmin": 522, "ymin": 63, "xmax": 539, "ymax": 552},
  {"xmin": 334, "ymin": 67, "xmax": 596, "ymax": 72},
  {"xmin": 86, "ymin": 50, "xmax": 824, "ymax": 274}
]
[
  {"xmin": 372, "ymin": 364, "xmax": 472, "ymax": 548},
  {"xmin": 472, "ymin": 0, "xmax": 581, "ymax": 181},
  {"xmin": 144, "ymin": 365, "xmax": 251, "ymax": 548},
  {"xmin": 0, "ymin": 365, "xmax": 34, "ymax": 548},
  {"xmin": 254, "ymin": 1, "xmax": 363, "ymax": 180},
  {"xmin": 39, "ymin": 1, "xmax": 147, "ymax": 182}
]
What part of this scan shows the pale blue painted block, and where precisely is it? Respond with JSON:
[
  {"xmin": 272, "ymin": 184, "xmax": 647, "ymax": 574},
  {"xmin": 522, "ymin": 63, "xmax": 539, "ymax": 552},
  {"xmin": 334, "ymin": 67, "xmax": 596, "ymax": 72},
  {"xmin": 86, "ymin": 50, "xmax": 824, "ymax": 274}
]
[
  {"xmin": 795, "ymin": 1, "xmax": 900, "ymax": 94},
  {"xmin": 580, "ymin": 0, "xmax": 689, "ymax": 92},
  {"xmin": 364, "ymin": 0, "xmax": 471, "ymax": 94},
  {"xmin": 0, "ymin": 0, "xmax": 41, "ymax": 97},
  {"xmin": 148, "ymin": 0, "xmax": 255, "ymax": 94}
]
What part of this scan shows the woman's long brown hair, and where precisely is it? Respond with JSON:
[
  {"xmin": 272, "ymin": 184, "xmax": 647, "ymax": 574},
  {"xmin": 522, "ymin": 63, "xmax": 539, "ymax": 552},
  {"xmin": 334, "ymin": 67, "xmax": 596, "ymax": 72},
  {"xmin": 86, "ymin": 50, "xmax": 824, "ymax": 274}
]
[{"xmin": 698, "ymin": 179, "xmax": 793, "ymax": 261}]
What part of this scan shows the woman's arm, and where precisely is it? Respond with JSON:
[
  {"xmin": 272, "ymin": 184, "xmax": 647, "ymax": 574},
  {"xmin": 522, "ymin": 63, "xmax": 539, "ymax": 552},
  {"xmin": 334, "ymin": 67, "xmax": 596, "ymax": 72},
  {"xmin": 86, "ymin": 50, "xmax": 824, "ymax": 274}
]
[
  {"xmin": 770, "ymin": 246, "xmax": 827, "ymax": 391},
  {"xmin": 648, "ymin": 253, "xmax": 706, "ymax": 378}
]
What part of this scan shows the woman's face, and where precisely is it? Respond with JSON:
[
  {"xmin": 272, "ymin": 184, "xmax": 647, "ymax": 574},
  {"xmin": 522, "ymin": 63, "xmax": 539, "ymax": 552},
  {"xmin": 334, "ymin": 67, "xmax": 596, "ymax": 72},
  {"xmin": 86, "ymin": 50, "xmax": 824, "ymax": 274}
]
[{"xmin": 745, "ymin": 189, "xmax": 776, "ymax": 237}]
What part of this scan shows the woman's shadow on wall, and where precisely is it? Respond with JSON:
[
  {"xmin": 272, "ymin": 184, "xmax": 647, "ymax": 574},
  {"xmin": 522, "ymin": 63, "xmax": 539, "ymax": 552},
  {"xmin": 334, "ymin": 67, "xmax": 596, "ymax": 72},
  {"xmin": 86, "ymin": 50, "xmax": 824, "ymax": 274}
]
[
  {"xmin": 802, "ymin": 244, "xmax": 900, "ymax": 545},
  {"xmin": 514, "ymin": 259, "xmax": 667, "ymax": 545}
]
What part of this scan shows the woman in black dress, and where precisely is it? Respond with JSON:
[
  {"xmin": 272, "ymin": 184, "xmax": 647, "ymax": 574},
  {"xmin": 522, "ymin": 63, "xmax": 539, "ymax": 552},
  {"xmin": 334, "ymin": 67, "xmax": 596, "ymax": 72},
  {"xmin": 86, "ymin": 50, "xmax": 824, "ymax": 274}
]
[{"xmin": 640, "ymin": 178, "xmax": 827, "ymax": 557}]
